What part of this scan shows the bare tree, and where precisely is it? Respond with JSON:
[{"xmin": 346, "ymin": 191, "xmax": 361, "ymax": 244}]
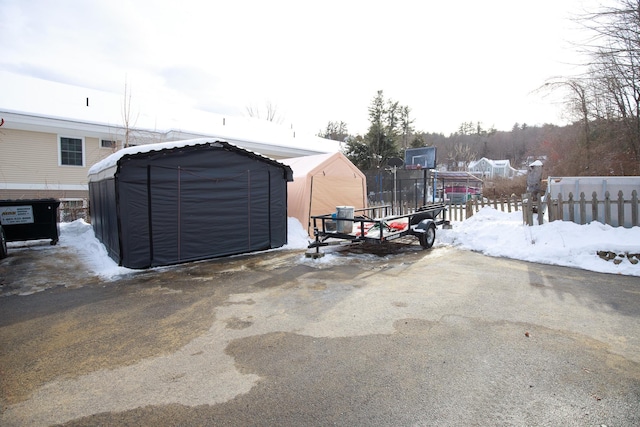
[
  {"xmin": 539, "ymin": 0, "xmax": 640, "ymax": 174},
  {"xmin": 121, "ymin": 80, "xmax": 139, "ymax": 149},
  {"xmin": 586, "ymin": 1, "xmax": 639, "ymax": 168},
  {"xmin": 246, "ymin": 100, "xmax": 284, "ymax": 124},
  {"xmin": 446, "ymin": 141, "xmax": 476, "ymax": 171},
  {"xmin": 540, "ymin": 78, "xmax": 593, "ymax": 170}
]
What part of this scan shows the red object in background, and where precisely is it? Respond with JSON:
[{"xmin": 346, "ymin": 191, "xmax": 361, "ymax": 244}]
[{"xmin": 387, "ymin": 222, "xmax": 408, "ymax": 231}]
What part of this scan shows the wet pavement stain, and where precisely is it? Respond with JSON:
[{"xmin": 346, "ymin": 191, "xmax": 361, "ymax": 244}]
[{"xmin": 1, "ymin": 243, "xmax": 640, "ymax": 426}]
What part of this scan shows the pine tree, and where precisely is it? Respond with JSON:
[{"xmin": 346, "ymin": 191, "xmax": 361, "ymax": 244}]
[{"xmin": 363, "ymin": 90, "xmax": 401, "ymax": 169}]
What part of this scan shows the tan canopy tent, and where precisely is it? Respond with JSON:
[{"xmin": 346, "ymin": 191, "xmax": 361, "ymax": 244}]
[{"xmin": 282, "ymin": 152, "xmax": 367, "ymax": 236}]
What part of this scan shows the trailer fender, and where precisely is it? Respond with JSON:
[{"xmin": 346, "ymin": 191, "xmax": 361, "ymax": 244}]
[
  {"xmin": 414, "ymin": 219, "xmax": 436, "ymax": 249},
  {"xmin": 414, "ymin": 219, "xmax": 435, "ymax": 232}
]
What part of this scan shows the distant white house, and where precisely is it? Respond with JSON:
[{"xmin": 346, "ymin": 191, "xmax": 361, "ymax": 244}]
[{"xmin": 468, "ymin": 157, "xmax": 522, "ymax": 179}]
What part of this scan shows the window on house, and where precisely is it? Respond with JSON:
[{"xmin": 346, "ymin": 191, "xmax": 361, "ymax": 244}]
[
  {"xmin": 101, "ymin": 139, "xmax": 116, "ymax": 149},
  {"xmin": 60, "ymin": 137, "xmax": 84, "ymax": 166}
]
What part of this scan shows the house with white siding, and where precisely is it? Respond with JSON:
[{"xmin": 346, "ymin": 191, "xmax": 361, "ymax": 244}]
[
  {"xmin": 0, "ymin": 109, "xmax": 340, "ymax": 204},
  {"xmin": 468, "ymin": 157, "xmax": 521, "ymax": 179}
]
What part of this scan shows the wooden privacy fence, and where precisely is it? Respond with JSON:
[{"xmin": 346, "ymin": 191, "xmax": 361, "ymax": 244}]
[
  {"xmin": 57, "ymin": 200, "xmax": 90, "ymax": 223},
  {"xmin": 447, "ymin": 196, "xmax": 524, "ymax": 222},
  {"xmin": 393, "ymin": 196, "xmax": 524, "ymax": 222},
  {"xmin": 523, "ymin": 190, "xmax": 639, "ymax": 228},
  {"xmin": 438, "ymin": 190, "xmax": 639, "ymax": 228}
]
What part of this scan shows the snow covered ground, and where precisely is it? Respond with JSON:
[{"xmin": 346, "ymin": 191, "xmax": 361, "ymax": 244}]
[
  {"xmin": 437, "ymin": 207, "xmax": 640, "ymax": 277},
  {"xmin": 52, "ymin": 207, "xmax": 640, "ymax": 280}
]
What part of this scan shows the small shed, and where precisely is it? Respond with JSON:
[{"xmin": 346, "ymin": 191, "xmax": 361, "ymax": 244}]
[
  {"xmin": 88, "ymin": 139, "xmax": 293, "ymax": 269},
  {"xmin": 281, "ymin": 152, "xmax": 367, "ymax": 236}
]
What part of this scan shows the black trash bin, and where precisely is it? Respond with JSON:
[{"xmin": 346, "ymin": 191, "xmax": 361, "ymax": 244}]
[{"xmin": 0, "ymin": 199, "xmax": 61, "ymax": 245}]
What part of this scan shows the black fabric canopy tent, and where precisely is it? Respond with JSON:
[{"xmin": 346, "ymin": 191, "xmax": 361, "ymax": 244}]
[{"xmin": 88, "ymin": 139, "xmax": 293, "ymax": 269}]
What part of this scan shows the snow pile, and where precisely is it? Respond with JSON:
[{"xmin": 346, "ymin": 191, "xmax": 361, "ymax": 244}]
[
  {"xmin": 58, "ymin": 218, "xmax": 312, "ymax": 280},
  {"xmin": 56, "ymin": 208, "xmax": 640, "ymax": 280},
  {"xmin": 437, "ymin": 207, "xmax": 640, "ymax": 276},
  {"xmin": 59, "ymin": 220, "xmax": 134, "ymax": 279},
  {"xmin": 283, "ymin": 217, "xmax": 312, "ymax": 250}
]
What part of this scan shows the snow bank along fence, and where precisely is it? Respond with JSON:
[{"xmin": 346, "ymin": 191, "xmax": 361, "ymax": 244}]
[{"xmin": 453, "ymin": 196, "xmax": 524, "ymax": 222}]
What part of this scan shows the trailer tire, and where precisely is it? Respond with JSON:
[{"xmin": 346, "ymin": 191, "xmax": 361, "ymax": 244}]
[
  {"xmin": 0, "ymin": 226, "xmax": 7, "ymax": 260},
  {"xmin": 419, "ymin": 223, "xmax": 436, "ymax": 249}
]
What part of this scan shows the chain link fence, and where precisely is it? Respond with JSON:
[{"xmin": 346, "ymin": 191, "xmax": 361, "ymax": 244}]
[{"xmin": 363, "ymin": 168, "xmax": 432, "ymax": 214}]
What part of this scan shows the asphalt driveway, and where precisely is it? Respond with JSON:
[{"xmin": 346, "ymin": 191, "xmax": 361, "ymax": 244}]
[{"xmin": 1, "ymin": 243, "xmax": 639, "ymax": 426}]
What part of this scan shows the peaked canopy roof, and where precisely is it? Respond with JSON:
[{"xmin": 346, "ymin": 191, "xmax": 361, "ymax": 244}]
[
  {"xmin": 88, "ymin": 138, "xmax": 293, "ymax": 182},
  {"xmin": 281, "ymin": 152, "xmax": 363, "ymax": 179}
]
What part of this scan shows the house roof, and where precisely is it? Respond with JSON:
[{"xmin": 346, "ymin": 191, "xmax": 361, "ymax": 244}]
[
  {"xmin": 492, "ymin": 160, "xmax": 511, "ymax": 167},
  {"xmin": 0, "ymin": 107, "xmax": 341, "ymax": 159},
  {"xmin": 0, "ymin": 73, "xmax": 343, "ymax": 156},
  {"xmin": 468, "ymin": 157, "xmax": 512, "ymax": 169}
]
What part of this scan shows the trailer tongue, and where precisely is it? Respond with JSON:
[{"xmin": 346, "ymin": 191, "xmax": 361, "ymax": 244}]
[{"xmin": 307, "ymin": 202, "xmax": 449, "ymax": 258}]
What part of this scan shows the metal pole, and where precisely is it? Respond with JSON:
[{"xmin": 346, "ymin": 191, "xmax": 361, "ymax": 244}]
[
  {"xmin": 392, "ymin": 166, "xmax": 397, "ymax": 214},
  {"xmin": 423, "ymin": 168, "xmax": 428, "ymax": 205}
]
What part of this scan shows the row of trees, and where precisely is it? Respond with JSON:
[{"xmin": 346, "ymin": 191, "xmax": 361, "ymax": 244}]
[
  {"xmin": 319, "ymin": 93, "xmax": 564, "ymax": 175},
  {"xmin": 320, "ymin": 0, "xmax": 640, "ymax": 177}
]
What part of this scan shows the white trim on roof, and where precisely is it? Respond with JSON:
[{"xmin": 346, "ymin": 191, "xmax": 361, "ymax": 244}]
[
  {"xmin": 0, "ymin": 109, "xmax": 342, "ymax": 158},
  {"xmin": 0, "ymin": 183, "xmax": 88, "ymax": 191}
]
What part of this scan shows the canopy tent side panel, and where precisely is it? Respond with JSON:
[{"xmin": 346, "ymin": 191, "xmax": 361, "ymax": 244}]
[
  {"xmin": 309, "ymin": 174, "xmax": 366, "ymax": 218},
  {"xmin": 285, "ymin": 177, "xmax": 311, "ymax": 233},
  {"xmin": 265, "ymin": 168, "xmax": 289, "ymax": 248},
  {"xmin": 88, "ymin": 177, "xmax": 121, "ymax": 263}
]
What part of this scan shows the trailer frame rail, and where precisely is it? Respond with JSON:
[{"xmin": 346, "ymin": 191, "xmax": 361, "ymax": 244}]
[{"xmin": 307, "ymin": 202, "xmax": 449, "ymax": 257}]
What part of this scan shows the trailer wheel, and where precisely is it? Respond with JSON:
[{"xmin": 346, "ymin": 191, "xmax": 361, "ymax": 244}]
[
  {"xmin": 0, "ymin": 226, "xmax": 7, "ymax": 260},
  {"xmin": 419, "ymin": 223, "xmax": 436, "ymax": 249}
]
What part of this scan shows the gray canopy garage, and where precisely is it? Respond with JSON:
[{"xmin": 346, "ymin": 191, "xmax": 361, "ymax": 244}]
[{"xmin": 88, "ymin": 139, "xmax": 293, "ymax": 269}]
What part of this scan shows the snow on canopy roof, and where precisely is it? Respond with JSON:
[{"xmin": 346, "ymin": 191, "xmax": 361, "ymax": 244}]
[{"xmin": 88, "ymin": 138, "xmax": 290, "ymax": 178}]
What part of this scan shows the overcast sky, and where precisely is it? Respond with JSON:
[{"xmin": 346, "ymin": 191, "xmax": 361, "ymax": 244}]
[{"xmin": 1, "ymin": 0, "xmax": 603, "ymax": 137}]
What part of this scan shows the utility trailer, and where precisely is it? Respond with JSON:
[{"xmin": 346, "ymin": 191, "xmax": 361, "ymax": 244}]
[{"xmin": 307, "ymin": 202, "xmax": 449, "ymax": 257}]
